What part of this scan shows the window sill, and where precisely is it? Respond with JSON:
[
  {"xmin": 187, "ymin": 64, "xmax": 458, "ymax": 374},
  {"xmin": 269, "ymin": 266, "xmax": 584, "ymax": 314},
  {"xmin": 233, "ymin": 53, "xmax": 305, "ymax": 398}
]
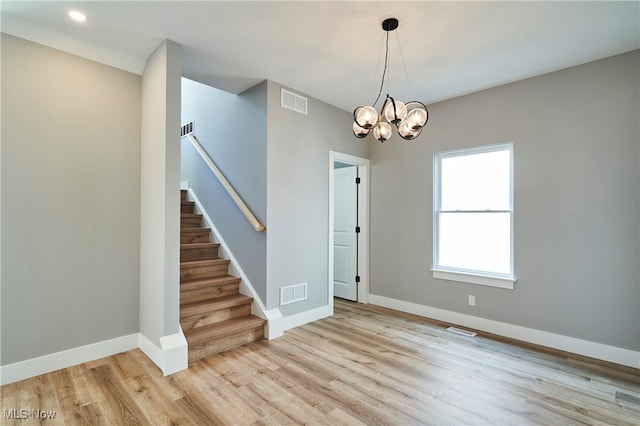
[{"xmin": 431, "ymin": 269, "xmax": 515, "ymax": 290}]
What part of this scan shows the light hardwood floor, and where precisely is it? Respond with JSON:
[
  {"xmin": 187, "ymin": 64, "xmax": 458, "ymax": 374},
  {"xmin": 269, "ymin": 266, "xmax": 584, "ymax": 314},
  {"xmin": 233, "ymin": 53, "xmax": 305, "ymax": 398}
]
[{"xmin": 2, "ymin": 300, "xmax": 639, "ymax": 425}]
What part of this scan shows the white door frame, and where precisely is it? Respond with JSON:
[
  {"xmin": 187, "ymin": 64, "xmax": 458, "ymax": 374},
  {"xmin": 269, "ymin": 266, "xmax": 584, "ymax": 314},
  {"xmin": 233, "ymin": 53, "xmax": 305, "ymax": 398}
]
[{"xmin": 328, "ymin": 151, "xmax": 370, "ymax": 314}]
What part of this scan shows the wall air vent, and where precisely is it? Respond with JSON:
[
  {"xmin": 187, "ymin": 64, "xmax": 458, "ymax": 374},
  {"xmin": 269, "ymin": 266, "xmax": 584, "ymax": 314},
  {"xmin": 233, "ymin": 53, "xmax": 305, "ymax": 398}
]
[
  {"xmin": 280, "ymin": 282, "xmax": 307, "ymax": 306},
  {"xmin": 281, "ymin": 89, "xmax": 308, "ymax": 115},
  {"xmin": 180, "ymin": 121, "xmax": 194, "ymax": 137}
]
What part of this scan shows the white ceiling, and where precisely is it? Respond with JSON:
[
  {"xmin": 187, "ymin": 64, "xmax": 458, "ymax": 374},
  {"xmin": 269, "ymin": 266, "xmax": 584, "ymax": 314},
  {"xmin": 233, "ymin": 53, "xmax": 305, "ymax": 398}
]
[{"xmin": 2, "ymin": 1, "xmax": 639, "ymax": 112}]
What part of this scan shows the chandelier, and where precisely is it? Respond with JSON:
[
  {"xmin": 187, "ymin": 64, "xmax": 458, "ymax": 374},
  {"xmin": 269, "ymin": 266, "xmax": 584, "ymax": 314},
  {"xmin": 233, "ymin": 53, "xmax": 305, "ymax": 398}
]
[{"xmin": 353, "ymin": 18, "xmax": 429, "ymax": 142}]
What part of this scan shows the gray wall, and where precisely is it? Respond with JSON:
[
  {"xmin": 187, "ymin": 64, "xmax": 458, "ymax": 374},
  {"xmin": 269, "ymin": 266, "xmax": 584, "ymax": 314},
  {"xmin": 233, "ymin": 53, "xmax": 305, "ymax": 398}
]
[
  {"xmin": 1, "ymin": 34, "xmax": 141, "ymax": 364},
  {"xmin": 370, "ymin": 50, "xmax": 640, "ymax": 351},
  {"xmin": 181, "ymin": 78, "xmax": 268, "ymax": 302},
  {"xmin": 139, "ymin": 40, "xmax": 182, "ymax": 348},
  {"xmin": 181, "ymin": 78, "xmax": 370, "ymax": 315},
  {"xmin": 266, "ymin": 81, "xmax": 369, "ymax": 314}
]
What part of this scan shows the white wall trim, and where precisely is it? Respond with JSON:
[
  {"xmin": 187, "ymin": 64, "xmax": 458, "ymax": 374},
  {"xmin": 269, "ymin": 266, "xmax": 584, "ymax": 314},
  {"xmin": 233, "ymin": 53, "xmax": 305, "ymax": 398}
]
[
  {"xmin": 369, "ymin": 294, "xmax": 640, "ymax": 369},
  {"xmin": 328, "ymin": 151, "xmax": 371, "ymax": 313},
  {"xmin": 138, "ymin": 331, "xmax": 188, "ymax": 376},
  {"xmin": 0, "ymin": 334, "xmax": 139, "ymax": 386},
  {"xmin": 432, "ymin": 269, "xmax": 515, "ymax": 290},
  {"xmin": 1, "ymin": 331, "xmax": 189, "ymax": 385},
  {"xmin": 264, "ymin": 314, "xmax": 285, "ymax": 340},
  {"xmin": 186, "ymin": 187, "xmax": 283, "ymax": 339},
  {"xmin": 281, "ymin": 304, "xmax": 331, "ymax": 331}
]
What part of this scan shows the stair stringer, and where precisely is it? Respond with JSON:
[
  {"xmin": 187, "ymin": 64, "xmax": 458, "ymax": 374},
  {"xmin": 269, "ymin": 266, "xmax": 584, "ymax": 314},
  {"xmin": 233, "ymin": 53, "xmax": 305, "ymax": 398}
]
[{"xmin": 185, "ymin": 187, "xmax": 284, "ymax": 339}]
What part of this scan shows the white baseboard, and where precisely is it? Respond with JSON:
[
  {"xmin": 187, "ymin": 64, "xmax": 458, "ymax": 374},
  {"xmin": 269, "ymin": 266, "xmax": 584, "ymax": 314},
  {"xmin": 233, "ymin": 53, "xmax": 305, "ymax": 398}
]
[
  {"xmin": 1, "ymin": 331, "xmax": 188, "ymax": 386},
  {"xmin": 260, "ymin": 308, "xmax": 284, "ymax": 340},
  {"xmin": 0, "ymin": 333, "xmax": 139, "ymax": 386},
  {"xmin": 138, "ymin": 331, "xmax": 188, "ymax": 376},
  {"xmin": 369, "ymin": 294, "xmax": 640, "ymax": 369},
  {"xmin": 281, "ymin": 304, "xmax": 331, "ymax": 331}
]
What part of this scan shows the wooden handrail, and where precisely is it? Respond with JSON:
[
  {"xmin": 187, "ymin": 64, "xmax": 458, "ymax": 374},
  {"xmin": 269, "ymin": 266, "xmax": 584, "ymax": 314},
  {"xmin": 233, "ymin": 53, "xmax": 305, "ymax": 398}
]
[{"xmin": 184, "ymin": 134, "xmax": 265, "ymax": 232}]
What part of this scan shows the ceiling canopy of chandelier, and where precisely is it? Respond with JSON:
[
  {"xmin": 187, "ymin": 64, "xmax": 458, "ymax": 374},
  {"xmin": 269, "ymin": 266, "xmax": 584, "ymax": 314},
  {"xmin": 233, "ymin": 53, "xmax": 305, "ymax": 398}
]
[{"xmin": 353, "ymin": 18, "xmax": 429, "ymax": 143}]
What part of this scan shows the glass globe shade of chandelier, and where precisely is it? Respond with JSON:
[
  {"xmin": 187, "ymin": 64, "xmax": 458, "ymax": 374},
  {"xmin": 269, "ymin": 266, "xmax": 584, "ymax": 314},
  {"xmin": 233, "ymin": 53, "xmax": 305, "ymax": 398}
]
[{"xmin": 352, "ymin": 18, "xmax": 429, "ymax": 143}]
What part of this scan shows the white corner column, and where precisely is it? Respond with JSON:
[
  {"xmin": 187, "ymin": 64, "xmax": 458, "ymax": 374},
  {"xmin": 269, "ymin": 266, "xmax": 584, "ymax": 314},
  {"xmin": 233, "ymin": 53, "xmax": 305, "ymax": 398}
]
[{"xmin": 139, "ymin": 39, "xmax": 187, "ymax": 375}]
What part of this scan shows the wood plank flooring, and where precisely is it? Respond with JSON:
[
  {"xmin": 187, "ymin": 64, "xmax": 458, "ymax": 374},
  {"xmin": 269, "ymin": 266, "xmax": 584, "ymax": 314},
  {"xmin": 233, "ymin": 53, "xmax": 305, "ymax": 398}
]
[{"xmin": 2, "ymin": 299, "xmax": 639, "ymax": 425}]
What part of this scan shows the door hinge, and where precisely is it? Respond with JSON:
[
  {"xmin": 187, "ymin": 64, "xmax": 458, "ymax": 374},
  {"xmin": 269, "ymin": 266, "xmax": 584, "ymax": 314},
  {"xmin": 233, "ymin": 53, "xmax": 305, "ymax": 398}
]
[
  {"xmin": 355, "ymin": 226, "xmax": 360, "ymax": 233},
  {"xmin": 355, "ymin": 275, "xmax": 360, "ymax": 283},
  {"xmin": 355, "ymin": 177, "xmax": 361, "ymax": 184}
]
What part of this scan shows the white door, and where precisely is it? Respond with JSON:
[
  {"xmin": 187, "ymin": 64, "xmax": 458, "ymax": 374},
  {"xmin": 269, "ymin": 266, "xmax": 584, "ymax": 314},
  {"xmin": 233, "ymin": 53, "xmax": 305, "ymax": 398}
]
[{"xmin": 333, "ymin": 166, "xmax": 358, "ymax": 301}]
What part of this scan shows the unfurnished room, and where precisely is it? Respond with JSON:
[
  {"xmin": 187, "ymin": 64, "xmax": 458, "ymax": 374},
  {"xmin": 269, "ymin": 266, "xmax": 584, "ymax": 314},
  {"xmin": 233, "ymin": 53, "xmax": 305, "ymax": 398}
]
[{"xmin": 1, "ymin": 1, "xmax": 639, "ymax": 424}]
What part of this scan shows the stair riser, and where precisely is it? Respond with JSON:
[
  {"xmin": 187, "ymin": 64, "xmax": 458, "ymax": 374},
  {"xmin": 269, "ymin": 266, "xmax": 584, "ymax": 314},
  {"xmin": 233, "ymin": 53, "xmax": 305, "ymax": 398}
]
[
  {"xmin": 181, "ymin": 217, "xmax": 202, "ymax": 228},
  {"xmin": 181, "ymin": 283, "xmax": 240, "ymax": 304},
  {"xmin": 181, "ymin": 304, "xmax": 252, "ymax": 331},
  {"xmin": 188, "ymin": 327, "xmax": 264, "ymax": 363},
  {"xmin": 180, "ymin": 262, "xmax": 230, "ymax": 281},
  {"xmin": 180, "ymin": 230, "xmax": 210, "ymax": 244},
  {"xmin": 181, "ymin": 202, "xmax": 195, "ymax": 214},
  {"xmin": 181, "ymin": 190, "xmax": 188, "ymax": 202},
  {"xmin": 180, "ymin": 246, "xmax": 218, "ymax": 262}
]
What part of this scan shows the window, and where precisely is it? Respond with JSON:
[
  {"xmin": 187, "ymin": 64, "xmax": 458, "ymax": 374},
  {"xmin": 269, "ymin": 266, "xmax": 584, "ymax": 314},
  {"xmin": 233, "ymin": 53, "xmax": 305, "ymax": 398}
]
[{"xmin": 433, "ymin": 143, "xmax": 515, "ymax": 289}]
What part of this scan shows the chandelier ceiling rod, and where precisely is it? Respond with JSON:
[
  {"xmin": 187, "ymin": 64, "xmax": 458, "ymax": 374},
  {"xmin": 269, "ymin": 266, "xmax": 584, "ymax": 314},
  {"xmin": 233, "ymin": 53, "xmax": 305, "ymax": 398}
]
[
  {"xmin": 371, "ymin": 18, "xmax": 396, "ymax": 108},
  {"xmin": 353, "ymin": 18, "xmax": 429, "ymax": 143}
]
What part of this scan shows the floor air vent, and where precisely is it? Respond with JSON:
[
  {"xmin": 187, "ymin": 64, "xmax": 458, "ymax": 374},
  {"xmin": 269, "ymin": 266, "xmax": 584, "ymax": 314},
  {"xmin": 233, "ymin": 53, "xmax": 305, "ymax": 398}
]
[
  {"xmin": 447, "ymin": 327, "xmax": 477, "ymax": 337},
  {"xmin": 281, "ymin": 89, "xmax": 308, "ymax": 114}
]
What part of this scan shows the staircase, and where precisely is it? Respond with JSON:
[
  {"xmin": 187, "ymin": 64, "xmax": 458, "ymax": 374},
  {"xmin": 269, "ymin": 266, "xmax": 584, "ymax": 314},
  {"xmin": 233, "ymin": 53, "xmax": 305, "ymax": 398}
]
[{"xmin": 180, "ymin": 190, "xmax": 265, "ymax": 363}]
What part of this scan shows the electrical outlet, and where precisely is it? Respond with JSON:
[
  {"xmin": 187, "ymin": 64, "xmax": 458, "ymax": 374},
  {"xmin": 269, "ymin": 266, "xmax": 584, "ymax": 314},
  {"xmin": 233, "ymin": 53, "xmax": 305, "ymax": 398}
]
[{"xmin": 468, "ymin": 295, "xmax": 476, "ymax": 306}]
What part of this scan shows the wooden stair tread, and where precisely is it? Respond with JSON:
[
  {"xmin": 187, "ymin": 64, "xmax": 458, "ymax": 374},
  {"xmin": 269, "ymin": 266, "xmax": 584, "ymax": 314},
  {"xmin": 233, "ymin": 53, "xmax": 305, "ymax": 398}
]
[
  {"xmin": 180, "ymin": 275, "xmax": 240, "ymax": 291},
  {"xmin": 181, "ymin": 201, "xmax": 195, "ymax": 212},
  {"xmin": 180, "ymin": 242, "xmax": 220, "ymax": 249},
  {"xmin": 180, "ymin": 259, "xmax": 229, "ymax": 267},
  {"xmin": 180, "ymin": 294, "xmax": 252, "ymax": 318},
  {"xmin": 180, "ymin": 228, "xmax": 211, "ymax": 244},
  {"xmin": 181, "ymin": 213, "xmax": 202, "ymax": 218},
  {"xmin": 184, "ymin": 316, "xmax": 266, "ymax": 347},
  {"xmin": 181, "ymin": 215, "xmax": 203, "ymax": 228},
  {"xmin": 180, "ymin": 259, "xmax": 230, "ymax": 281}
]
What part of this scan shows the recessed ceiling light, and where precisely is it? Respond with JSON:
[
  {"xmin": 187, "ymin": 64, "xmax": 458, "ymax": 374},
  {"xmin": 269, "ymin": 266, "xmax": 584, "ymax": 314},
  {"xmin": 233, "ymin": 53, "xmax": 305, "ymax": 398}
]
[{"xmin": 68, "ymin": 10, "xmax": 88, "ymax": 23}]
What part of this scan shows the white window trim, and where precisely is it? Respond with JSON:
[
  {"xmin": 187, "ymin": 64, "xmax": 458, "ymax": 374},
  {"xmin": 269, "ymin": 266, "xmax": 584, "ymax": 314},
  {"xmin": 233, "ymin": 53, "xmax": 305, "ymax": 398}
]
[
  {"xmin": 431, "ymin": 268, "xmax": 515, "ymax": 290},
  {"xmin": 432, "ymin": 143, "xmax": 515, "ymax": 289}
]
